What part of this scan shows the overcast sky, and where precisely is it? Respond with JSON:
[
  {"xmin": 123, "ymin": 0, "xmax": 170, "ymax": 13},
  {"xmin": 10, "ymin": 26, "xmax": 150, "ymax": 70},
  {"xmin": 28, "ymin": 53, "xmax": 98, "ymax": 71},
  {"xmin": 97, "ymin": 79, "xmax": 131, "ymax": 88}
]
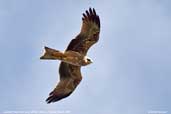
[{"xmin": 0, "ymin": 0, "xmax": 171, "ymax": 114}]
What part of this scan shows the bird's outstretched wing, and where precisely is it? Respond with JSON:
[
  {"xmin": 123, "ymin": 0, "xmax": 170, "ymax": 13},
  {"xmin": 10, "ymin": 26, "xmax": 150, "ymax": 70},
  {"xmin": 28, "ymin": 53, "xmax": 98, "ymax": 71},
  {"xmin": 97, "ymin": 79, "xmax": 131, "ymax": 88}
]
[
  {"xmin": 46, "ymin": 8, "xmax": 100, "ymax": 103},
  {"xmin": 46, "ymin": 66, "xmax": 82, "ymax": 103},
  {"xmin": 46, "ymin": 63, "xmax": 82, "ymax": 103},
  {"xmin": 66, "ymin": 7, "xmax": 100, "ymax": 55}
]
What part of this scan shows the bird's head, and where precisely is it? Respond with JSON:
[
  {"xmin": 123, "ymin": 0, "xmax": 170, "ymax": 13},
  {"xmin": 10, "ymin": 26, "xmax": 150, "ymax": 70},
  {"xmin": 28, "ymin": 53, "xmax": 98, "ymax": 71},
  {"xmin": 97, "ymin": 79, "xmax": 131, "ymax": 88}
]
[{"xmin": 83, "ymin": 56, "xmax": 93, "ymax": 66}]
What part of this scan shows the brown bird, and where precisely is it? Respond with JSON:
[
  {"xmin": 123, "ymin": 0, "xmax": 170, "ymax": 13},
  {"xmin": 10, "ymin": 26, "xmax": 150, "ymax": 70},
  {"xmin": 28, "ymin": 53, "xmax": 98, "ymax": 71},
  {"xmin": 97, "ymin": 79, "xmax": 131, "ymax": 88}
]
[{"xmin": 40, "ymin": 8, "xmax": 100, "ymax": 103}]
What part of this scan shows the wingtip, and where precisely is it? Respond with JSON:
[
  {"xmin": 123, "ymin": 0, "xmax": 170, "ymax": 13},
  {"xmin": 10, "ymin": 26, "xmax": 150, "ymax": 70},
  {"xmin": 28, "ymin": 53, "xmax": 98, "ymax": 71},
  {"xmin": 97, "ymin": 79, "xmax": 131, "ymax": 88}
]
[
  {"xmin": 45, "ymin": 91, "xmax": 73, "ymax": 104},
  {"xmin": 88, "ymin": 7, "xmax": 94, "ymax": 11},
  {"xmin": 46, "ymin": 94, "xmax": 56, "ymax": 104},
  {"xmin": 46, "ymin": 96, "xmax": 53, "ymax": 104},
  {"xmin": 82, "ymin": 7, "xmax": 100, "ymax": 28}
]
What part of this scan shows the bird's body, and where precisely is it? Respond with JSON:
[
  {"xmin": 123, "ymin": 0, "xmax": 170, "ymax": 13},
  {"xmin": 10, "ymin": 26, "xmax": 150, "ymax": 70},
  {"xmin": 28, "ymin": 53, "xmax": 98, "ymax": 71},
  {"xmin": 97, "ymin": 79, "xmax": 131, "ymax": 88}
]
[
  {"xmin": 40, "ymin": 8, "xmax": 100, "ymax": 103},
  {"xmin": 40, "ymin": 47, "xmax": 92, "ymax": 66}
]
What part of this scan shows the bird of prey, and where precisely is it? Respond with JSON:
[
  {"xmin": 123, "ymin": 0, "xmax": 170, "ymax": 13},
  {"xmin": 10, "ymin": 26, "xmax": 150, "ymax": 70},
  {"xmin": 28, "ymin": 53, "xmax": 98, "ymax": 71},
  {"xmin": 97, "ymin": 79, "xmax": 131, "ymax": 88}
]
[{"xmin": 40, "ymin": 8, "xmax": 100, "ymax": 103}]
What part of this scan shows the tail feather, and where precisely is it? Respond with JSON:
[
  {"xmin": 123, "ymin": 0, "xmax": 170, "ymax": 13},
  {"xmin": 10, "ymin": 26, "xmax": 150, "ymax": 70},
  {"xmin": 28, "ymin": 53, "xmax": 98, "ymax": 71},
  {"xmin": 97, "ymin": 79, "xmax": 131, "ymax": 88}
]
[{"xmin": 40, "ymin": 46, "xmax": 64, "ymax": 60}]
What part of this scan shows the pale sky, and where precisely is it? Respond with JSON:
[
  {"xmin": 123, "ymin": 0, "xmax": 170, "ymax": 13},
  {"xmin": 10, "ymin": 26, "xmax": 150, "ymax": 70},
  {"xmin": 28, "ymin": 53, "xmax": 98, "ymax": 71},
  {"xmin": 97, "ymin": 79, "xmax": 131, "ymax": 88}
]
[{"xmin": 0, "ymin": 0, "xmax": 171, "ymax": 114}]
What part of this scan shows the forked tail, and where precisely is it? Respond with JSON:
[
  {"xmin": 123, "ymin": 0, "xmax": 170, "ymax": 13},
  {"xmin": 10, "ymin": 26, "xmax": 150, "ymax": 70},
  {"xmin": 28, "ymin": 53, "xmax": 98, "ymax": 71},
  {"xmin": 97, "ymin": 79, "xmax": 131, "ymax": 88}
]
[{"xmin": 40, "ymin": 46, "xmax": 64, "ymax": 60}]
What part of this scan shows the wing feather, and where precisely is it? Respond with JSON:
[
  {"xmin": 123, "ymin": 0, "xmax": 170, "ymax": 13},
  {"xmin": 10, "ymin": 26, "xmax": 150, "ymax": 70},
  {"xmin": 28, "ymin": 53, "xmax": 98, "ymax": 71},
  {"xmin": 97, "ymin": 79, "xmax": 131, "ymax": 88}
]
[
  {"xmin": 66, "ymin": 8, "xmax": 100, "ymax": 55},
  {"xmin": 46, "ymin": 66, "xmax": 82, "ymax": 103}
]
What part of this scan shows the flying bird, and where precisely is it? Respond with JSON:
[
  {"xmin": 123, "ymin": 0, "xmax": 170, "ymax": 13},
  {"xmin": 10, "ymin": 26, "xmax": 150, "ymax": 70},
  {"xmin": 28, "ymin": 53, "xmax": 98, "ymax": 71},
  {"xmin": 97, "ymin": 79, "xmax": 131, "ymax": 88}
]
[{"xmin": 40, "ymin": 8, "xmax": 100, "ymax": 103}]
